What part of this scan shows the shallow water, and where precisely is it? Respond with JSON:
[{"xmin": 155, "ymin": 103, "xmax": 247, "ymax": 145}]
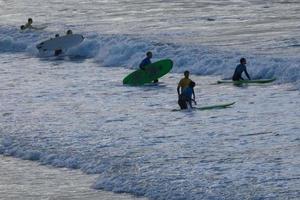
[
  {"xmin": 0, "ymin": 53, "xmax": 299, "ymax": 199},
  {"xmin": 0, "ymin": 155, "xmax": 146, "ymax": 200}
]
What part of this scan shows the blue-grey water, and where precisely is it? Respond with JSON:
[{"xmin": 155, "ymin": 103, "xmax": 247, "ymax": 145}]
[{"xmin": 0, "ymin": 1, "xmax": 299, "ymax": 199}]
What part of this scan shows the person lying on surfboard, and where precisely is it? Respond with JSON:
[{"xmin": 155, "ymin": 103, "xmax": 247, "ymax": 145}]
[
  {"xmin": 20, "ymin": 18, "xmax": 42, "ymax": 30},
  {"xmin": 139, "ymin": 51, "xmax": 158, "ymax": 83},
  {"xmin": 232, "ymin": 58, "xmax": 251, "ymax": 81},
  {"xmin": 178, "ymin": 81, "xmax": 197, "ymax": 109}
]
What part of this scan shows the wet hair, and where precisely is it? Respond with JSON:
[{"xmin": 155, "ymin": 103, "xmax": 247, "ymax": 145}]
[
  {"xmin": 184, "ymin": 70, "xmax": 190, "ymax": 76},
  {"xmin": 240, "ymin": 57, "xmax": 246, "ymax": 63},
  {"xmin": 28, "ymin": 18, "xmax": 33, "ymax": 23},
  {"xmin": 20, "ymin": 25, "xmax": 25, "ymax": 30},
  {"xmin": 146, "ymin": 51, "xmax": 152, "ymax": 57},
  {"xmin": 66, "ymin": 30, "xmax": 73, "ymax": 35},
  {"xmin": 189, "ymin": 81, "xmax": 195, "ymax": 88}
]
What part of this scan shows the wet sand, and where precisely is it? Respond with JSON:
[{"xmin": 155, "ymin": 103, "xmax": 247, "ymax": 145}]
[{"xmin": 0, "ymin": 155, "xmax": 147, "ymax": 200}]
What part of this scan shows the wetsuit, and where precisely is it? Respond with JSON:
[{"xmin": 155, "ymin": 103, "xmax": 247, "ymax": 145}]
[
  {"xmin": 139, "ymin": 57, "xmax": 158, "ymax": 83},
  {"xmin": 232, "ymin": 64, "xmax": 251, "ymax": 81},
  {"xmin": 139, "ymin": 57, "xmax": 151, "ymax": 70}
]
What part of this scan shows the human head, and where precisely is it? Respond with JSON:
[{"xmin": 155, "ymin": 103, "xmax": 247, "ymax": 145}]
[
  {"xmin": 184, "ymin": 70, "xmax": 190, "ymax": 78},
  {"xmin": 28, "ymin": 18, "xmax": 33, "ymax": 24},
  {"xmin": 20, "ymin": 25, "xmax": 25, "ymax": 30},
  {"xmin": 146, "ymin": 51, "xmax": 152, "ymax": 59},
  {"xmin": 66, "ymin": 30, "xmax": 73, "ymax": 35},
  {"xmin": 55, "ymin": 34, "xmax": 60, "ymax": 37},
  {"xmin": 189, "ymin": 81, "xmax": 195, "ymax": 88},
  {"xmin": 240, "ymin": 57, "xmax": 246, "ymax": 65}
]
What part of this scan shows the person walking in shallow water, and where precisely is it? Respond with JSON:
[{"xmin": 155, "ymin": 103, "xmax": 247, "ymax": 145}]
[
  {"xmin": 139, "ymin": 51, "xmax": 158, "ymax": 83},
  {"xmin": 232, "ymin": 58, "xmax": 251, "ymax": 81},
  {"xmin": 177, "ymin": 71, "xmax": 196, "ymax": 109},
  {"xmin": 178, "ymin": 81, "xmax": 196, "ymax": 109},
  {"xmin": 177, "ymin": 71, "xmax": 194, "ymax": 97}
]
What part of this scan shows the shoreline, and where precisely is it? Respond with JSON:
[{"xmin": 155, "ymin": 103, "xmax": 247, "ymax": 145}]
[{"xmin": 0, "ymin": 155, "xmax": 147, "ymax": 200}]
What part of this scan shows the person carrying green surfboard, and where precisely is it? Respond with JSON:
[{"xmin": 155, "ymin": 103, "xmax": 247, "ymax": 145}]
[
  {"xmin": 139, "ymin": 51, "xmax": 158, "ymax": 83},
  {"xmin": 232, "ymin": 58, "xmax": 251, "ymax": 81}
]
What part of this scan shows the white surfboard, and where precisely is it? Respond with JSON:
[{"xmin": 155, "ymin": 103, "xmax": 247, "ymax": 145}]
[{"xmin": 36, "ymin": 34, "xmax": 84, "ymax": 51}]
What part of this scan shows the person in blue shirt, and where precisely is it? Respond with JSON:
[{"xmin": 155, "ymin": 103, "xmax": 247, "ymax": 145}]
[
  {"xmin": 232, "ymin": 58, "xmax": 251, "ymax": 81},
  {"xmin": 178, "ymin": 81, "xmax": 197, "ymax": 109},
  {"xmin": 139, "ymin": 51, "xmax": 158, "ymax": 83},
  {"xmin": 139, "ymin": 51, "xmax": 152, "ymax": 70}
]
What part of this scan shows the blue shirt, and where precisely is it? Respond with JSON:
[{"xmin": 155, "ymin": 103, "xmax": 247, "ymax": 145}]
[
  {"xmin": 181, "ymin": 87, "xmax": 193, "ymax": 99},
  {"xmin": 139, "ymin": 57, "xmax": 151, "ymax": 69}
]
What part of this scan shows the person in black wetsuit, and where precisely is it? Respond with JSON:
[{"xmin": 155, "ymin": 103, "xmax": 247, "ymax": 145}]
[
  {"xmin": 232, "ymin": 58, "xmax": 251, "ymax": 81},
  {"xmin": 20, "ymin": 18, "xmax": 33, "ymax": 30},
  {"xmin": 139, "ymin": 51, "xmax": 158, "ymax": 83}
]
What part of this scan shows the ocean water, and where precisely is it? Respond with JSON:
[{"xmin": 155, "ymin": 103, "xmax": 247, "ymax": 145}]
[
  {"xmin": 0, "ymin": 0, "xmax": 299, "ymax": 199},
  {"xmin": 0, "ymin": 155, "xmax": 146, "ymax": 200}
]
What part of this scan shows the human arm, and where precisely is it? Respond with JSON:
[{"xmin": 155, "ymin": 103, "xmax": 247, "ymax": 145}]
[
  {"xmin": 139, "ymin": 58, "xmax": 151, "ymax": 70},
  {"xmin": 192, "ymin": 88, "xmax": 195, "ymax": 101},
  {"xmin": 244, "ymin": 67, "xmax": 251, "ymax": 80},
  {"xmin": 139, "ymin": 63, "xmax": 146, "ymax": 70},
  {"xmin": 192, "ymin": 88, "xmax": 196, "ymax": 105},
  {"xmin": 177, "ymin": 85, "xmax": 181, "ymax": 96}
]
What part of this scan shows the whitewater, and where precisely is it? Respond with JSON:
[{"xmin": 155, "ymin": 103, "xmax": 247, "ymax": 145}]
[{"xmin": 0, "ymin": 0, "xmax": 299, "ymax": 199}]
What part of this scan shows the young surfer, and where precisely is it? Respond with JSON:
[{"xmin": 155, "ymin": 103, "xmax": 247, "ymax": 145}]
[
  {"xmin": 20, "ymin": 18, "xmax": 41, "ymax": 30},
  {"xmin": 232, "ymin": 58, "xmax": 251, "ymax": 81},
  {"xmin": 20, "ymin": 18, "xmax": 33, "ymax": 30},
  {"xmin": 178, "ymin": 81, "xmax": 196, "ymax": 109},
  {"xmin": 139, "ymin": 51, "xmax": 158, "ymax": 83},
  {"xmin": 177, "ymin": 71, "xmax": 196, "ymax": 109},
  {"xmin": 66, "ymin": 30, "xmax": 73, "ymax": 35},
  {"xmin": 177, "ymin": 71, "xmax": 194, "ymax": 96}
]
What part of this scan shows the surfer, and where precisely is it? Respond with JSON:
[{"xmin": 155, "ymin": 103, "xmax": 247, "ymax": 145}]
[
  {"xmin": 20, "ymin": 18, "xmax": 36, "ymax": 30},
  {"xmin": 139, "ymin": 51, "xmax": 158, "ymax": 83},
  {"xmin": 178, "ymin": 81, "xmax": 196, "ymax": 109},
  {"xmin": 177, "ymin": 71, "xmax": 196, "ymax": 109},
  {"xmin": 177, "ymin": 71, "xmax": 195, "ymax": 96},
  {"xmin": 20, "ymin": 18, "xmax": 47, "ymax": 31},
  {"xmin": 232, "ymin": 58, "xmax": 251, "ymax": 81},
  {"xmin": 66, "ymin": 30, "xmax": 73, "ymax": 35}
]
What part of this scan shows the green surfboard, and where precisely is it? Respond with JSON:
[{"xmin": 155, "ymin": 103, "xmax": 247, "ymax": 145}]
[
  {"xmin": 217, "ymin": 78, "xmax": 276, "ymax": 84},
  {"xmin": 123, "ymin": 59, "xmax": 173, "ymax": 85},
  {"xmin": 172, "ymin": 102, "xmax": 235, "ymax": 111}
]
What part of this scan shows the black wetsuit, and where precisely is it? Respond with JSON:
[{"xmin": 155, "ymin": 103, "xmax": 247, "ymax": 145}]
[
  {"xmin": 232, "ymin": 64, "xmax": 250, "ymax": 81},
  {"xmin": 139, "ymin": 57, "xmax": 151, "ymax": 70},
  {"xmin": 139, "ymin": 57, "xmax": 158, "ymax": 83}
]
